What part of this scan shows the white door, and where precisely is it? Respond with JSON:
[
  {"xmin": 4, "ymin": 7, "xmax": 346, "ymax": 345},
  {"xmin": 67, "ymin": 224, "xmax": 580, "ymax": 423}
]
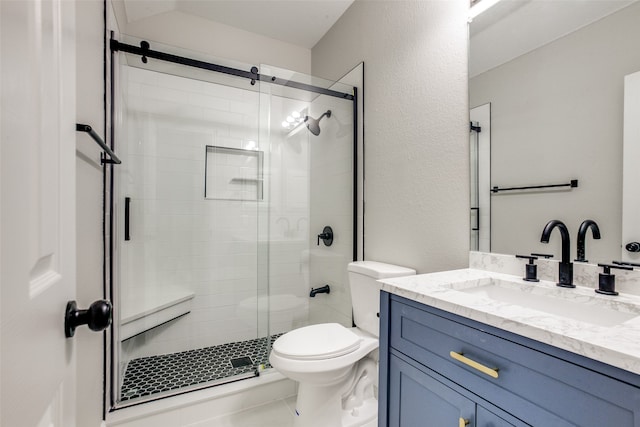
[
  {"xmin": 1, "ymin": 1, "xmax": 77, "ymax": 426},
  {"xmin": 622, "ymin": 71, "xmax": 640, "ymax": 263}
]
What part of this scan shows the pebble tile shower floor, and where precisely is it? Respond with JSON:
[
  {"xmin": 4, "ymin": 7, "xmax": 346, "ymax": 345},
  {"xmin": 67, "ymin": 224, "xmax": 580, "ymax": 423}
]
[{"xmin": 120, "ymin": 334, "xmax": 282, "ymax": 402}]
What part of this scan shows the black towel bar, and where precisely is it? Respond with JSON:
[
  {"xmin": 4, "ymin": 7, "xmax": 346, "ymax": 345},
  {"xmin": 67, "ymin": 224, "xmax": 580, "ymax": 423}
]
[
  {"xmin": 76, "ymin": 123, "xmax": 121, "ymax": 165},
  {"xmin": 491, "ymin": 179, "xmax": 578, "ymax": 193}
]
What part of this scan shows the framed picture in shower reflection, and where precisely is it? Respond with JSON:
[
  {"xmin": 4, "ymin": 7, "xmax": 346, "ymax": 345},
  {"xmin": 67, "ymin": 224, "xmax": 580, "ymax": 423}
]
[{"xmin": 205, "ymin": 145, "xmax": 264, "ymax": 201}]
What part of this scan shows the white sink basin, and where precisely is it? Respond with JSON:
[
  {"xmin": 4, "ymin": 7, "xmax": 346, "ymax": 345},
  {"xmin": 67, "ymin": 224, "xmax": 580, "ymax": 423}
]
[{"xmin": 451, "ymin": 278, "xmax": 640, "ymax": 327}]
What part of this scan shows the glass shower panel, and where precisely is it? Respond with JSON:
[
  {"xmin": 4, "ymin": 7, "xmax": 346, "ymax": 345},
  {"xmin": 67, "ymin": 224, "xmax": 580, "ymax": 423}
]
[
  {"xmin": 114, "ymin": 41, "xmax": 271, "ymax": 405},
  {"xmin": 258, "ymin": 64, "xmax": 356, "ymax": 343}
]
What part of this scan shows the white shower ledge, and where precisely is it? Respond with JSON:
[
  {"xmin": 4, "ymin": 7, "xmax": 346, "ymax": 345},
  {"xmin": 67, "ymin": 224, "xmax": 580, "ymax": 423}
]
[{"xmin": 120, "ymin": 286, "xmax": 195, "ymax": 341}]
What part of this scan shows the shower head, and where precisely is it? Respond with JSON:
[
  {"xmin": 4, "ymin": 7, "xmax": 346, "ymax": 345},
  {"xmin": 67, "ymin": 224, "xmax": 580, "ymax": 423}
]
[{"xmin": 304, "ymin": 110, "xmax": 331, "ymax": 136}]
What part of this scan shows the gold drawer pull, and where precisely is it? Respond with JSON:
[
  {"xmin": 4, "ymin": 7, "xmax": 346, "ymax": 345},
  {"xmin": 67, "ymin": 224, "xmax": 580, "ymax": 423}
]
[
  {"xmin": 450, "ymin": 351, "xmax": 499, "ymax": 379},
  {"xmin": 459, "ymin": 417, "xmax": 470, "ymax": 427}
]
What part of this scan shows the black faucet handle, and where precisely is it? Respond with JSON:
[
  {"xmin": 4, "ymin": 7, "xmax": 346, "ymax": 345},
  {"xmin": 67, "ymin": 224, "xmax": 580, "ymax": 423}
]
[
  {"xmin": 612, "ymin": 260, "xmax": 640, "ymax": 268},
  {"xmin": 516, "ymin": 255, "xmax": 539, "ymax": 282},
  {"xmin": 596, "ymin": 263, "xmax": 633, "ymax": 296},
  {"xmin": 598, "ymin": 263, "xmax": 634, "ymax": 274},
  {"xmin": 531, "ymin": 252, "xmax": 554, "ymax": 259}
]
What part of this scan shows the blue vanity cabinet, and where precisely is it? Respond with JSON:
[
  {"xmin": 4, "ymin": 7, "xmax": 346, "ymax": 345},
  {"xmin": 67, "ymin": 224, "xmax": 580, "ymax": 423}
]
[{"xmin": 378, "ymin": 292, "xmax": 640, "ymax": 427}]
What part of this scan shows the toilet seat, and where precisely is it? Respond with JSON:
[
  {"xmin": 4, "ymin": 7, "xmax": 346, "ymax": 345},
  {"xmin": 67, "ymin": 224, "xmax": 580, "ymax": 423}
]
[
  {"xmin": 272, "ymin": 323, "xmax": 361, "ymax": 360},
  {"xmin": 270, "ymin": 325, "xmax": 378, "ymax": 378}
]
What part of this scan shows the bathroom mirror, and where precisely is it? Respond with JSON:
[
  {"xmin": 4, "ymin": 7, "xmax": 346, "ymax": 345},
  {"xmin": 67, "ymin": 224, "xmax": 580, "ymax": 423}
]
[{"xmin": 469, "ymin": 0, "xmax": 640, "ymax": 264}]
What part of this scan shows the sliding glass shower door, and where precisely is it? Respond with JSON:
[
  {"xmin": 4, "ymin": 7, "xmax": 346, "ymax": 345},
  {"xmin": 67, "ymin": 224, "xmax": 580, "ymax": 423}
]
[{"xmin": 114, "ymin": 41, "xmax": 271, "ymax": 405}]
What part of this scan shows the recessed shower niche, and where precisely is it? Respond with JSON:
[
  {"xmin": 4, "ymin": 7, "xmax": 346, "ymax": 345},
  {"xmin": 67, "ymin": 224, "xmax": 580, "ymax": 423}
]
[{"xmin": 204, "ymin": 146, "xmax": 264, "ymax": 201}]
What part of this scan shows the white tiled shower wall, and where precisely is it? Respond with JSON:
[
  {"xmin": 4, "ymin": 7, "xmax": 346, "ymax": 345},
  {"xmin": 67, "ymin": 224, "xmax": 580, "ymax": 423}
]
[
  {"xmin": 308, "ymin": 92, "xmax": 355, "ymax": 327},
  {"xmin": 118, "ymin": 66, "xmax": 313, "ymax": 363}
]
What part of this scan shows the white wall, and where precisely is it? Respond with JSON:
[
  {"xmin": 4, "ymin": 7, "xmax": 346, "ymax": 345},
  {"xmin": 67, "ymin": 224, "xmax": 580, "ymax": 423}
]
[
  {"xmin": 112, "ymin": 7, "xmax": 311, "ymax": 75},
  {"xmin": 312, "ymin": 0, "xmax": 470, "ymax": 273},
  {"xmin": 469, "ymin": 2, "xmax": 640, "ymax": 263}
]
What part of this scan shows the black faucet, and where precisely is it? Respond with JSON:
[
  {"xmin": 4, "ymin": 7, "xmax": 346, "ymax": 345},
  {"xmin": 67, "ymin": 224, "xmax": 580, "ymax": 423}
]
[
  {"xmin": 540, "ymin": 220, "xmax": 575, "ymax": 288},
  {"xmin": 575, "ymin": 220, "xmax": 601, "ymax": 263},
  {"xmin": 309, "ymin": 284, "xmax": 331, "ymax": 297}
]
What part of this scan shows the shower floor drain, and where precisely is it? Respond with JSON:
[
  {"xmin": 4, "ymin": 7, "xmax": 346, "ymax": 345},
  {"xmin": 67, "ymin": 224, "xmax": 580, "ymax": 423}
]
[
  {"xmin": 120, "ymin": 334, "xmax": 281, "ymax": 402},
  {"xmin": 230, "ymin": 356, "xmax": 253, "ymax": 368},
  {"xmin": 231, "ymin": 356, "xmax": 253, "ymax": 368}
]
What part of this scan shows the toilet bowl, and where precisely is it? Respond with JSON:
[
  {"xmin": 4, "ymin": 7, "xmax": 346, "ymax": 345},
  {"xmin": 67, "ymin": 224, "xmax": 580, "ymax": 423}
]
[{"xmin": 269, "ymin": 261, "xmax": 416, "ymax": 427}]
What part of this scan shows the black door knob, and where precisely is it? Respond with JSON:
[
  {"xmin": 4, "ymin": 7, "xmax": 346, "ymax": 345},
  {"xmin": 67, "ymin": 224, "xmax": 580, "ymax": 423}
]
[
  {"xmin": 625, "ymin": 242, "xmax": 640, "ymax": 253},
  {"xmin": 65, "ymin": 299, "xmax": 113, "ymax": 338}
]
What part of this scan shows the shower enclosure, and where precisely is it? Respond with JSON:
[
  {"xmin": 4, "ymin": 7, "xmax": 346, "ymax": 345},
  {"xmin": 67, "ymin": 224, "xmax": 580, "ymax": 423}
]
[{"xmin": 107, "ymin": 36, "xmax": 358, "ymax": 408}]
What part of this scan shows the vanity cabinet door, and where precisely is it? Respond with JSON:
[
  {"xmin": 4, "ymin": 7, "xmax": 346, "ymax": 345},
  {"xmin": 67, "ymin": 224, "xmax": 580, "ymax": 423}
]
[
  {"xmin": 388, "ymin": 351, "xmax": 528, "ymax": 427},
  {"xmin": 388, "ymin": 352, "xmax": 475, "ymax": 427}
]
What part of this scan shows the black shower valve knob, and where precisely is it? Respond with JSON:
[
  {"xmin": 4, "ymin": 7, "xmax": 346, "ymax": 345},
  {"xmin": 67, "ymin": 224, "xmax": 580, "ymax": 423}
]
[{"xmin": 317, "ymin": 226, "xmax": 334, "ymax": 246}]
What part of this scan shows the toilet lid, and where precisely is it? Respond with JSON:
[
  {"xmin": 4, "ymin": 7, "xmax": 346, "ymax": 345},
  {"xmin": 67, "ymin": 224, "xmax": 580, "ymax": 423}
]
[{"xmin": 272, "ymin": 323, "xmax": 361, "ymax": 360}]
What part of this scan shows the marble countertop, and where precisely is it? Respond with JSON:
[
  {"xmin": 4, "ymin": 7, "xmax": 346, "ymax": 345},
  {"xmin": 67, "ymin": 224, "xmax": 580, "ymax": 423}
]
[{"xmin": 379, "ymin": 268, "xmax": 640, "ymax": 376}]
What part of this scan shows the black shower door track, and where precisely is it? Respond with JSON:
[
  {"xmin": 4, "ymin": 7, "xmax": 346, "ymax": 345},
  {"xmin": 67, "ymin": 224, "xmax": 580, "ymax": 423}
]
[{"xmin": 110, "ymin": 39, "xmax": 355, "ymax": 101}]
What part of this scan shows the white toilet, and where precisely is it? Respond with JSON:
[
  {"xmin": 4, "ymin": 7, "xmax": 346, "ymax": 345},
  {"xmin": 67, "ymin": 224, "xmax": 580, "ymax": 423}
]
[{"xmin": 269, "ymin": 261, "xmax": 416, "ymax": 427}]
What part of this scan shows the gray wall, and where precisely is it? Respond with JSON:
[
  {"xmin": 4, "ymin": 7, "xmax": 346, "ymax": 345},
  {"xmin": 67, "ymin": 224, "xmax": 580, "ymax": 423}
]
[
  {"xmin": 312, "ymin": 0, "xmax": 470, "ymax": 273},
  {"xmin": 470, "ymin": 2, "xmax": 640, "ymax": 263}
]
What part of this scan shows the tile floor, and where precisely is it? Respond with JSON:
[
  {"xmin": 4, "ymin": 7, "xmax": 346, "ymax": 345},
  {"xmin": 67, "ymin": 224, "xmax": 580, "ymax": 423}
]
[{"xmin": 121, "ymin": 334, "xmax": 282, "ymax": 402}]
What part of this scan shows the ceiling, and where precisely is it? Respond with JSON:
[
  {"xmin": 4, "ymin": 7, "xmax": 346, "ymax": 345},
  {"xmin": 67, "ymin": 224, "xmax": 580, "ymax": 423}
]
[
  {"xmin": 121, "ymin": 0, "xmax": 354, "ymax": 49},
  {"xmin": 470, "ymin": 0, "xmax": 637, "ymax": 77}
]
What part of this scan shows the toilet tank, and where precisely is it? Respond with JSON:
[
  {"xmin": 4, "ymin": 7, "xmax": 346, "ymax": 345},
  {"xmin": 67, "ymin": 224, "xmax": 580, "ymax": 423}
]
[{"xmin": 348, "ymin": 261, "xmax": 416, "ymax": 337}]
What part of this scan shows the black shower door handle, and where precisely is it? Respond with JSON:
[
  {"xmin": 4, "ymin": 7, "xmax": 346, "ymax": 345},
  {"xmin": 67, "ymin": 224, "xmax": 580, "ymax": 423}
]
[{"xmin": 125, "ymin": 197, "xmax": 131, "ymax": 241}]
